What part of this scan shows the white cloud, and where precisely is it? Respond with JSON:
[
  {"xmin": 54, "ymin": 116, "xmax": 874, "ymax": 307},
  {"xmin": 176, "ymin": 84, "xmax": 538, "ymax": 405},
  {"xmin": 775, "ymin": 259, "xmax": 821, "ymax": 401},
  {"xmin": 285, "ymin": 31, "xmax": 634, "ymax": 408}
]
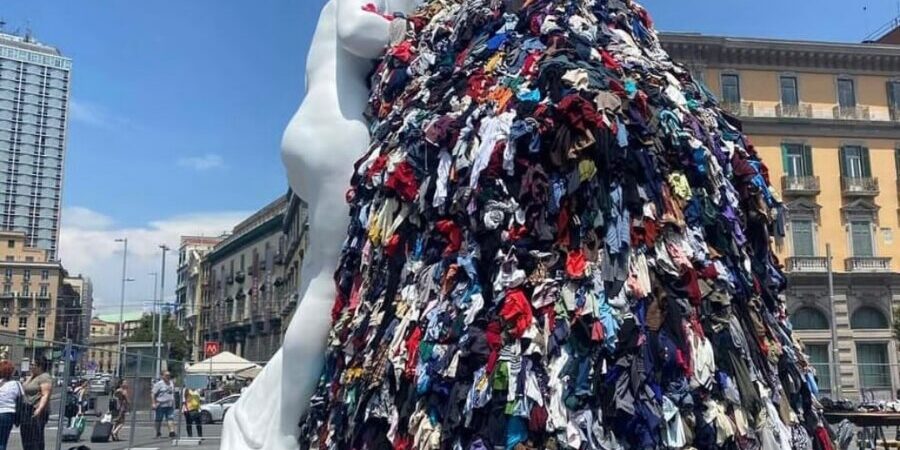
[
  {"xmin": 69, "ymin": 99, "xmax": 131, "ymax": 130},
  {"xmin": 177, "ymin": 153, "xmax": 226, "ymax": 171},
  {"xmin": 58, "ymin": 207, "xmax": 251, "ymax": 317},
  {"xmin": 62, "ymin": 206, "xmax": 116, "ymax": 230}
]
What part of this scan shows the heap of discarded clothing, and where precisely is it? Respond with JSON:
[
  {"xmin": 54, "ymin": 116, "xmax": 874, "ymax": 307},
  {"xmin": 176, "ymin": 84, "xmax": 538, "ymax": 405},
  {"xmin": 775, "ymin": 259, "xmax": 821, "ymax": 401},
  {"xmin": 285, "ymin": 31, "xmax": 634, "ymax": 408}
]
[{"xmin": 300, "ymin": 1, "xmax": 831, "ymax": 449}]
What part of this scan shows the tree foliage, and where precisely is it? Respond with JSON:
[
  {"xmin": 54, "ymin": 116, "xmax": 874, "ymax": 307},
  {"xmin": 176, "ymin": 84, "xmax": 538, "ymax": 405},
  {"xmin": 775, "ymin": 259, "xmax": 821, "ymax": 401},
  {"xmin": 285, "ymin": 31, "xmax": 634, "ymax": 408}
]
[{"xmin": 127, "ymin": 314, "xmax": 190, "ymax": 378}]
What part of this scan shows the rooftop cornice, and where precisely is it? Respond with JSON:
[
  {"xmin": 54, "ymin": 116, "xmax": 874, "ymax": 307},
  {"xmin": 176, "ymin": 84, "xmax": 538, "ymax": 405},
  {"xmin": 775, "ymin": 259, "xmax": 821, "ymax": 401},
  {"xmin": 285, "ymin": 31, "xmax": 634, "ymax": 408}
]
[{"xmin": 660, "ymin": 32, "xmax": 900, "ymax": 74}]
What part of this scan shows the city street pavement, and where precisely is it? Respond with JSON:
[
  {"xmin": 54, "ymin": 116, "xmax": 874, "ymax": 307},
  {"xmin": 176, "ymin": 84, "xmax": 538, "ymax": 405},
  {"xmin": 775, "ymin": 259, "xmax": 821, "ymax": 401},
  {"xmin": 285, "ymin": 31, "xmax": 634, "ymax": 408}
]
[
  {"xmin": 10, "ymin": 394, "xmax": 222, "ymax": 450},
  {"xmin": 9, "ymin": 420, "xmax": 222, "ymax": 450}
]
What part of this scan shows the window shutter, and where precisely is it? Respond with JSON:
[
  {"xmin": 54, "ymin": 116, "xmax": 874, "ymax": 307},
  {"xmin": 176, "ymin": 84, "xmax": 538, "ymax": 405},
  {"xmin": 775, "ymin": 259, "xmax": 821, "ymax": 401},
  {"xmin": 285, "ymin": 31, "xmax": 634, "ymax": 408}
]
[
  {"xmin": 803, "ymin": 145, "xmax": 814, "ymax": 176},
  {"xmin": 861, "ymin": 147, "xmax": 871, "ymax": 177},
  {"xmin": 838, "ymin": 146, "xmax": 847, "ymax": 177},
  {"xmin": 895, "ymin": 148, "xmax": 900, "ymax": 181},
  {"xmin": 851, "ymin": 221, "xmax": 874, "ymax": 257},
  {"xmin": 781, "ymin": 144, "xmax": 790, "ymax": 175},
  {"xmin": 889, "ymin": 81, "xmax": 897, "ymax": 109},
  {"xmin": 792, "ymin": 221, "xmax": 814, "ymax": 256}
]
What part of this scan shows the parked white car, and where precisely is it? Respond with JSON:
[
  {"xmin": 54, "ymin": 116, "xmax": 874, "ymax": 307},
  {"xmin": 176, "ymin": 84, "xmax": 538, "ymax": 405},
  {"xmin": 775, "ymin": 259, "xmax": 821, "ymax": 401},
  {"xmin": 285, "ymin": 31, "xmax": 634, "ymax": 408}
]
[{"xmin": 199, "ymin": 394, "xmax": 240, "ymax": 424}]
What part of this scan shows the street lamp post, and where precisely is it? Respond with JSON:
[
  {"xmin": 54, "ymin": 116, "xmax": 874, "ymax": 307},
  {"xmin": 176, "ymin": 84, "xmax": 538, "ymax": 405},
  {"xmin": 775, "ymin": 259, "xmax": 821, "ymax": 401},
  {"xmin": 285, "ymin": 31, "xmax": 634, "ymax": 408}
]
[
  {"xmin": 149, "ymin": 272, "xmax": 158, "ymax": 359},
  {"xmin": 114, "ymin": 238, "xmax": 128, "ymax": 378},
  {"xmin": 156, "ymin": 245, "xmax": 170, "ymax": 378}
]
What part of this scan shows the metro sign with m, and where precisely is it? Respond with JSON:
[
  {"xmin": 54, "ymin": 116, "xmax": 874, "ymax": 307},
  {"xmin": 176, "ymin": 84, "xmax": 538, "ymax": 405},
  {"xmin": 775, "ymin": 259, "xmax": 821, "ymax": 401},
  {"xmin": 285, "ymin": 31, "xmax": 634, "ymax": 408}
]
[{"xmin": 204, "ymin": 341, "xmax": 221, "ymax": 358}]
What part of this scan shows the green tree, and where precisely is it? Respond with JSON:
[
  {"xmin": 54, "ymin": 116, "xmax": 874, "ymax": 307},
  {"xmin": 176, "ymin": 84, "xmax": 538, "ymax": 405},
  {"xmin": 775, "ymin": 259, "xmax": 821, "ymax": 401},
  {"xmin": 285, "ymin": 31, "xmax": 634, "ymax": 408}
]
[{"xmin": 127, "ymin": 314, "xmax": 190, "ymax": 378}]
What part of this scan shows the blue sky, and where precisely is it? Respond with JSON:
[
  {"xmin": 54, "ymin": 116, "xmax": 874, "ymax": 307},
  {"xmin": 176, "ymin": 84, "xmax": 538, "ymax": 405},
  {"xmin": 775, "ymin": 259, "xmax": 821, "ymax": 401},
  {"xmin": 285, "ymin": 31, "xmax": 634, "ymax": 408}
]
[{"xmin": 0, "ymin": 0, "xmax": 896, "ymax": 311}]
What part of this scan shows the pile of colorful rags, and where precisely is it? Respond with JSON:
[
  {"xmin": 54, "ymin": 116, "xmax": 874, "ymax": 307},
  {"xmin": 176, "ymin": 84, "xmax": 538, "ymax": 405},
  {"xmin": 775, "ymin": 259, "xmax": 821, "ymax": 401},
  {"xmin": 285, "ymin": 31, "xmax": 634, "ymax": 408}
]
[{"xmin": 299, "ymin": 1, "xmax": 831, "ymax": 450}]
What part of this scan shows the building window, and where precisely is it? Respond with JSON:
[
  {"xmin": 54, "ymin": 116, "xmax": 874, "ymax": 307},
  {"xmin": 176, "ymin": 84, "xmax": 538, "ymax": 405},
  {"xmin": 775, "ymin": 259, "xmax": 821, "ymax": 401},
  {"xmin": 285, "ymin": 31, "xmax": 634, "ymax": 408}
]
[
  {"xmin": 837, "ymin": 78, "xmax": 856, "ymax": 108},
  {"xmin": 782, "ymin": 143, "xmax": 813, "ymax": 177},
  {"xmin": 24, "ymin": 257, "xmax": 33, "ymax": 263},
  {"xmin": 850, "ymin": 221, "xmax": 874, "ymax": 257},
  {"xmin": 21, "ymin": 285, "xmax": 29, "ymax": 296},
  {"xmin": 18, "ymin": 317, "xmax": 26, "ymax": 329},
  {"xmin": 40, "ymin": 270, "xmax": 48, "ymax": 280},
  {"xmin": 840, "ymin": 145, "xmax": 871, "ymax": 179},
  {"xmin": 850, "ymin": 307, "xmax": 889, "ymax": 329},
  {"xmin": 2, "ymin": 285, "xmax": 9, "ymax": 295},
  {"xmin": 0, "ymin": 317, "xmax": 7, "ymax": 328},
  {"xmin": 888, "ymin": 81, "xmax": 900, "ymax": 120},
  {"xmin": 38, "ymin": 285, "xmax": 47, "ymax": 297},
  {"xmin": 780, "ymin": 76, "xmax": 799, "ymax": 106},
  {"xmin": 792, "ymin": 307, "xmax": 829, "ymax": 330},
  {"xmin": 6, "ymin": 240, "xmax": 12, "ymax": 249},
  {"xmin": 22, "ymin": 270, "xmax": 30, "ymax": 281},
  {"xmin": 790, "ymin": 220, "xmax": 815, "ymax": 257},
  {"xmin": 3, "ymin": 269, "xmax": 11, "ymax": 280},
  {"xmin": 857, "ymin": 343, "xmax": 891, "ymax": 389},
  {"xmin": 721, "ymin": 73, "xmax": 741, "ymax": 104},
  {"xmin": 896, "ymin": 148, "xmax": 900, "ymax": 181},
  {"xmin": 804, "ymin": 343, "xmax": 832, "ymax": 393}
]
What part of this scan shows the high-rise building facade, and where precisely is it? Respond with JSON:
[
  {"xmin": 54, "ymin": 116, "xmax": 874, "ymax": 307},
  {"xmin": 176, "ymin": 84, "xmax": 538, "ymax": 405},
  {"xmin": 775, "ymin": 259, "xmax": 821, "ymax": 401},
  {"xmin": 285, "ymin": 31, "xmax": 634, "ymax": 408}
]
[
  {"xmin": 0, "ymin": 32, "xmax": 72, "ymax": 260},
  {"xmin": 662, "ymin": 28, "xmax": 900, "ymax": 399}
]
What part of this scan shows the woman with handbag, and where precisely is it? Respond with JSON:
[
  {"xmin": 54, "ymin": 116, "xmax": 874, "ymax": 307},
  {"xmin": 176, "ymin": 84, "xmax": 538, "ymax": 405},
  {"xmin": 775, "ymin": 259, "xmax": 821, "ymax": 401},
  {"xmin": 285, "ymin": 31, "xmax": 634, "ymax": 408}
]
[
  {"xmin": 0, "ymin": 361, "xmax": 22, "ymax": 450},
  {"xmin": 20, "ymin": 359, "xmax": 52, "ymax": 450}
]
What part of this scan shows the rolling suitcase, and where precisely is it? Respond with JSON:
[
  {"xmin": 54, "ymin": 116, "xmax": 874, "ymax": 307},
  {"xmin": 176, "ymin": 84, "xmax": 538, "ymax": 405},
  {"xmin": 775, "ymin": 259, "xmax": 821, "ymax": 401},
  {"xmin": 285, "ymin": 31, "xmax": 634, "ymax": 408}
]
[
  {"xmin": 63, "ymin": 416, "xmax": 86, "ymax": 442},
  {"xmin": 61, "ymin": 427, "xmax": 81, "ymax": 442},
  {"xmin": 90, "ymin": 422, "xmax": 113, "ymax": 443}
]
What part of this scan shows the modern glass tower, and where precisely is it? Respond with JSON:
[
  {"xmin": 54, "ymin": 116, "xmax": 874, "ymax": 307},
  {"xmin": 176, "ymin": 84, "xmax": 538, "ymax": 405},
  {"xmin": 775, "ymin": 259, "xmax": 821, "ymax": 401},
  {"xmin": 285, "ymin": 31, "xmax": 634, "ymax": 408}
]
[{"xmin": 0, "ymin": 32, "xmax": 72, "ymax": 260}]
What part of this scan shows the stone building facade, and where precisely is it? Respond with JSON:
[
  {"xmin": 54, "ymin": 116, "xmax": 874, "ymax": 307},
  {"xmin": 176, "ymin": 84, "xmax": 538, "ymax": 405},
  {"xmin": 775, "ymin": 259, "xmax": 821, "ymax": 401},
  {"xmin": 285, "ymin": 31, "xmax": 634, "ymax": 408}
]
[{"xmin": 662, "ymin": 28, "xmax": 900, "ymax": 399}]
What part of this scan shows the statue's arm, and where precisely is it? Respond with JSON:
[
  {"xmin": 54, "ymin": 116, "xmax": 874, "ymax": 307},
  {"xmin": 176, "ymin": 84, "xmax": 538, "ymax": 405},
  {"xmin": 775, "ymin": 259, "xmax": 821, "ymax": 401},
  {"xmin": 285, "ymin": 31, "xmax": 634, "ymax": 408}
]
[{"xmin": 336, "ymin": 0, "xmax": 392, "ymax": 59}]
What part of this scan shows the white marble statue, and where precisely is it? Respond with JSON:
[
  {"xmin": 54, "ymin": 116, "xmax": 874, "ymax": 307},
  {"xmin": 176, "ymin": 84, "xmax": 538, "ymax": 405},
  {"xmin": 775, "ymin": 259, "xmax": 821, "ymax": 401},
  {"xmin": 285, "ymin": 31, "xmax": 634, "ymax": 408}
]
[{"xmin": 221, "ymin": 1, "xmax": 420, "ymax": 449}]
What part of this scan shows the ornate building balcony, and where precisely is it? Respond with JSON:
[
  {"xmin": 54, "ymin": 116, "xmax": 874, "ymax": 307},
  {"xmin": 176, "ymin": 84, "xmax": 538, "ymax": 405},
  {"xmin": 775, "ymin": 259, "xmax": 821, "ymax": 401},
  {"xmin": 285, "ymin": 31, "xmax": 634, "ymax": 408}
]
[
  {"xmin": 722, "ymin": 101, "xmax": 755, "ymax": 117},
  {"xmin": 785, "ymin": 256, "xmax": 828, "ymax": 273},
  {"xmin": 844, "ymin": 257, "xmax": 891, "ymax": 273},
  {"xmin": 776, "ymin": 103, "xmax": 813, "ymax": 119},
  {"xmin": 841, "ymin": 177, "xmax": 879, "ymax": 196},
  {"xmin": 833, "ymin": 105, "xmax": 871, "ymax": 120},
  {"xmin": 781, "ymin": 176, "xmax": 820, "ymax": 196}
]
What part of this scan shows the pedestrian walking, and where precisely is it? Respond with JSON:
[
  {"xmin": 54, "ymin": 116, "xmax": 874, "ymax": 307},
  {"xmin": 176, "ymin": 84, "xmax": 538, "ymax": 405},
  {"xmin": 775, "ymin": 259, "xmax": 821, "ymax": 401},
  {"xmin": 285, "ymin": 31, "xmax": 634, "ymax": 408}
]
[
  {"xmin": 20, "ymin": 358, "xmax": 51, "ymax": 450},
  {"xmin": 111, "ymin": 380, "xmax": 130, "ymax": 441},
  {"xmin": 0, "ymin": 361, "xmax": 22, "ymax": 450},
  {"xmin": 151, "ymin": 371, "xmax": 176, "ymax": 438},
  {"xmin": 181, "ymin": 387, "xmax": 202, "ymax": 438}
]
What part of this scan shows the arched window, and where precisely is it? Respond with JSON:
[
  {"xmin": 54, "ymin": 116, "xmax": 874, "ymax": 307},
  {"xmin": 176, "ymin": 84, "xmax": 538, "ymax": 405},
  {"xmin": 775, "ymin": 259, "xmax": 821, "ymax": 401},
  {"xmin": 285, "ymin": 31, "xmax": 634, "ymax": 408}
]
[
  {"xmin": 791, "ymin": 307, "xmax": 829, "ymax": 330},
  {"xmin": 851, "ymin": 307, "xmax": 889, "ymax": 329}
]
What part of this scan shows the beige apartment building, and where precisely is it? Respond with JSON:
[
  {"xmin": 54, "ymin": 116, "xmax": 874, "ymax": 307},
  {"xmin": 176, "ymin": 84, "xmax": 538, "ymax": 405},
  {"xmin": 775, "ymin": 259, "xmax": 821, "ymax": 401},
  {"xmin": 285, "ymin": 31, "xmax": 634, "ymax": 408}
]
[
  {"xmin": 663, "ymin": 28, "xmax": 900, "ymax": 398},
  {"xmin": 0, "ymin": 230, "xmax": 63, "ymax": 360},
  {"xmin": 86, "ymin": 312, "xmax": 144, "ymax": 374}
]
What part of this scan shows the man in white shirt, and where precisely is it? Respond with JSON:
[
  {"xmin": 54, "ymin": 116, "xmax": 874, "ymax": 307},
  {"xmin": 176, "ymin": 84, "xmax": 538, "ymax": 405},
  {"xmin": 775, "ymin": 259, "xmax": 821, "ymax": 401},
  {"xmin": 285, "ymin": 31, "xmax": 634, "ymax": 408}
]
[{"xmin": 151, "ymin": 371, "xmax": 176, "ymax": 438}]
